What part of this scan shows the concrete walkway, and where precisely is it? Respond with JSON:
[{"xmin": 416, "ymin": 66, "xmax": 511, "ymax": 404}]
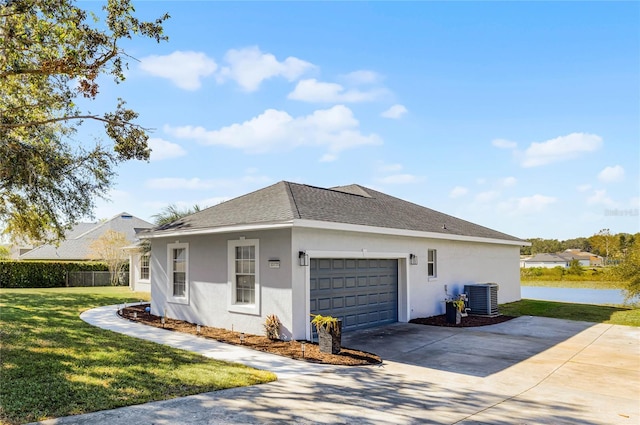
[{"xmin": 33, "ymin": 306, "xmax": 640, "ymax": 425}]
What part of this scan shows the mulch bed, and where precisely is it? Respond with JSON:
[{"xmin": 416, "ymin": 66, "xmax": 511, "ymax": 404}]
[
  {"xmin": 410, "ymin": 314, "xmax": 516, "ymax": 327},
  {"xmin": 118, "ymin": 304, "xmax": 515, "ymax": 366},
  {"xmin": 118, "ymin": 304, "xmax": 381, "ymax": 366}
]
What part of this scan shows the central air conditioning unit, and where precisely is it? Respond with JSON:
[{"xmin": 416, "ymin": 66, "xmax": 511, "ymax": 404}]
[{"xmin": 464, "ymin": 283, "xmax": 499, "ymax": 316}]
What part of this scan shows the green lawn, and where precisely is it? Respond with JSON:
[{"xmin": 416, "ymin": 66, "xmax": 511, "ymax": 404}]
[
  {"xmin": 0, "ymin": 287, "xmax": 276, "ymax": 425},
  {"xmin": 501, "ymin": 299, "xmax": 640, "ymax": 327}
]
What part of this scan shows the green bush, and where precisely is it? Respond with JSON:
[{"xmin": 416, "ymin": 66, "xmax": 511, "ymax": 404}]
[
  {"xmin": 521, "ymin": 266, "xmax": 611, "ymax": 282},
  {"xmin": 0, "ymin": 261, "xmax": 110, "ymax": 288}
]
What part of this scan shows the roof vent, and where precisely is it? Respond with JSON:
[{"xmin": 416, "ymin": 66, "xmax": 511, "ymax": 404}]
[{"xmin": 121, "ymin": 214, "xmax": 133, "ymax": 219}]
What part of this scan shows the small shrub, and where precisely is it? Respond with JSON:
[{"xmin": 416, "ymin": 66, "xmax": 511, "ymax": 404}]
[
  {"xmin": 263, "ymin": 314, "xmax": 281, "ymax": 340},
  {"xmin": 310, "ymin": 314, "xmax": 340, "ymax": 335}
]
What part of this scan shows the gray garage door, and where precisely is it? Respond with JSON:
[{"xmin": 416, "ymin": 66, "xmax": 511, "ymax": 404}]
[{"xmin": 310, "ymin": 258, "xmax": 398, "ymax": 333}]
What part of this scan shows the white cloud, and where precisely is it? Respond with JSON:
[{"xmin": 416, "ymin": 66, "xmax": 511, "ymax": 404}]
[
  {"xmin": 377, "ymin": 162, "xmax": 403, "ymax": 172},
  {"xmin": 500, "ymin": 176, "xmax": 517, "ymax": 187},
  {"xmin": 319, "ymin": 153, "xmax": 337, "ymax": 162},
  {"xmin": 514, "ymin": 195, "xmax": 557, "ymax": 212},
  {"xmin": 288, "ymin": 79, "xmax": 386, "ymax": 103},
  {"xmin": 148, "ymin": 138, "xmax": 186, "ymax": 161},
  {"xmin": 475, "ymin": 191, "xmax": 501, "ymax": 203},
  {"xmin": 139, "ymin": 51, "xmax": 217, "ymax": 90},
  {"xmin": 598, "ymin": 165, "xmax": 625, "ymax": 183},
  {"xmin": 521, "ymin": 133, "xmax": 603, "ymax": 167},
  {"xmin": 498, "ymin": 194, "xmax": 557, "ymax": 215},
  {"xmin": 449, "ymin": 186, "xmax": 469, "ymax": 198},
  {"xmin": 376, "ymin": 174, "xmax": 425, "ymax": 184},
  {"xmin": 218, "ymin": 46, "xmax": 314, "ymax": 92},
  {"xmin": 380, "ymin": 104, "xmax": 408, "ymax": 119},
  {"xmin": 586, "ymin": 189, "xmax": 616, "ymax": 207},
  {"xmin": 165, "ymin": 105, "xmax": 382, "ymax": 160},
  {"xmin": 491, "ymin": 139, "xmax": 517, "ymax": 149},
  {"xmin": 341, "ymin": 70, "xmax": 381, "ymax": 85},
  {"xmin": 145, "ymin": 178, "xmax": 224, "ymax": 190}
]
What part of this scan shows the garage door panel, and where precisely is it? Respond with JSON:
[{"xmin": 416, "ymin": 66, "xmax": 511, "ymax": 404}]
[
  {"xmin": 318, "ymin": 277, "xmax": 331, "ymax": 290},
  {"xmin": 332, "ymin": 277, "xmax": 344, "ymax": 289},
  {"xmin": 310, "ymin": 258, "xmax": 398, "ymax": 332},
  {"xmin": 318, "ymin": 259, "xmax": 332, "ymax": 270},
  {"xmin": 317, "ymin": 298, "xmax": 331, "ymax": 311},
  {"xmin": 344, "ymin": 314, "xmax": 358, "ymax": 327}
]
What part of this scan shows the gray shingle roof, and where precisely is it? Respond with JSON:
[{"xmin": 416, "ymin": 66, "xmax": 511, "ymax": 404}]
[
  {"xmin": 147, "ymin": 182, "xmax": 525, "ymax": 243},
  {"xmin": 20, "ymin": 213, "xmax": 153, "ymax": 260},
  {"xmin": 524, "ymin": 253, "xmax": 570, "ymax": 263}
]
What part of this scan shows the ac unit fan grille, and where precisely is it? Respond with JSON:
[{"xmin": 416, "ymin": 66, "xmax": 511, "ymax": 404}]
[{"xmin": 464, "ymin": 284, "xmax": 499, "ymax": 316}]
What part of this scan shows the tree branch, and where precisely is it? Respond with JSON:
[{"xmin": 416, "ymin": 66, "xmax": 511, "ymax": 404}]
[{"xmin": 0, "ymin": 114, "xmax": 152, "ymax": 131}]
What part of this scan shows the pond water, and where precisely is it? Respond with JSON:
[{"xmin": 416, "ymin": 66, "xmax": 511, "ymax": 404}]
[{"xmin": 521, "ymin": 286, "xmax": 628, "ymax": 305}]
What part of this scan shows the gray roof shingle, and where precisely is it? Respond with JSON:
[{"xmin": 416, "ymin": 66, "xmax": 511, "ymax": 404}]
[
  {"xmin": 20, "ymin": 213, "xmax": 153, "ymax": 260},
  {"xmin": 147, "ymin": 182, "xmax": 525, "ymax": 243}
]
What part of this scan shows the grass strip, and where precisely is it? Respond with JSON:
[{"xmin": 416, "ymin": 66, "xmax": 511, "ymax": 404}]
[
  {"xmin": 521, "ymin": 280, "xmax": 627, "ymax": 290},
  {"xmin": 500, "ymin": 299, "xmax": 640, "ymax": 327},
  {"xmin": 0, "ymin": 287, "xmax": 276, "ymax": 425}
]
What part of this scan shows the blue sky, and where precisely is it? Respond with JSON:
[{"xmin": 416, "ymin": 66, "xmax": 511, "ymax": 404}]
[{"xmin": 83, "ymin": 1, "xmax": 639, "ymax": 240}]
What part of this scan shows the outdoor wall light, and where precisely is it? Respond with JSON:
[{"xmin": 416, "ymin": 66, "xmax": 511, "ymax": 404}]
[
  {"xmin": 298, "ymin": 250, "xmax": 309, "ymax": 266},
  {"xmin": 410, "ymin": 253, "xmax": 418, "ymax": 265}
]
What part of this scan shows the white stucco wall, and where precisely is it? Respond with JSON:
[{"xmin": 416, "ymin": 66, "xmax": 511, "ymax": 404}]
[
  {"xmin": 149, "ymin": 229, "xmax": 295, "ymax": 339},
  {"xmin": 148, "ymin": 225, "xmax": 522, "ymax": 341},
  {"xmin": 292, "ymin": 227, "xmax": 521, "ymax": 339},
  {"xmin": 128, "ymin": 251, "xmax": 151, "ymax": 292}
]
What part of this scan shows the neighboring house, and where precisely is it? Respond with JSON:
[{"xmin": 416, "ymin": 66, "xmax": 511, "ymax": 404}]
[
  {"xmin": 522, "ymin": 250, "xmax": 603, "ymax": 268},
  {"xmin": 19, "ymin": 212, "xmax": 152, "ymax": 259},
  {"xmin": 141, "ymin": 181, "xmax": 528, "ymax": 341},
  {"xmin": 521, "ymin": 253, "xmax": 572, "ymax": 268},
  {"xmin": 563, "ymin": 249, "xmax": 604, "ymax": 267}
]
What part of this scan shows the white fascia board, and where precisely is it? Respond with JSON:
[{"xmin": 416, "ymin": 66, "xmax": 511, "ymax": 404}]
[
  {"xmin": 293, "ymin": 219, "xmax": 529, "ymax": 247},
  {"xmin": 140, "ymin": 218, "xmax": 529, "ymax": 247},
  {"xmin": 140, "ymin": 222, "xmax": 294, "ymax": 240}
]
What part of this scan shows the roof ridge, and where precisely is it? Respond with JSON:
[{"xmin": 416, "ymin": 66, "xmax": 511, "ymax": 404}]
[{"xmin": 284, "ymin": 182, "xmax": 302, "ymax": 219}]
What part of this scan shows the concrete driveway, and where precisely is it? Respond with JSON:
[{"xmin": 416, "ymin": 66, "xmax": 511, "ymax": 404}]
[{"xmin": 35, "ymin": 311, "xmax": 639, "ymax": 425}]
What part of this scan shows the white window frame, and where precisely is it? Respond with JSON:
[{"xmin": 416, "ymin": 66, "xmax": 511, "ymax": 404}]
[
  {"xmin": 427, "ymin": 248, "xmax": 437, "ymax": 280},
  {"xmin": 227, "ymin": 239, "xmax": 260, "ymax": 315},
  {"xmin": 139, "ymin": 253, "xmax": 150, "ymax": 282},
  {"xmin": 167, "ymin": 242, "xmax": 189, "ymax": 304}
]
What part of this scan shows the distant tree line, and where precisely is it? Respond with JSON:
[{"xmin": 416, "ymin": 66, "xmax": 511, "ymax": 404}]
[{"xmin": 521, "ymin": 229, "xmax": 637, "ymax": 263}]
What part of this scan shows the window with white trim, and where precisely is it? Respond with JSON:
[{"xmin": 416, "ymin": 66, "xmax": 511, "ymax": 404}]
[
  {"xmin": 140, "ymin": 253, "xmax": 150, "ymax": 281},
  {"xmin": 228, "ymin": 239, "xmax": 259, "ymax": 313},
  {"xmin": 167, "ymin": 242, "xmax": 188, "ymax": 302},
  {"xmin": 235, "ymin": 245, "xmax": 255, "ymax": 303},
  {"xmin": 427, "ymin": 249, "xmax": 437, "ymax": 278}
]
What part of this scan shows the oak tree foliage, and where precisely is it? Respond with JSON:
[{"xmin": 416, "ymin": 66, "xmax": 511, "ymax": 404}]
[{"xmin": 0, "ymin": 0, "xmax": 169, "ymax": 243}]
